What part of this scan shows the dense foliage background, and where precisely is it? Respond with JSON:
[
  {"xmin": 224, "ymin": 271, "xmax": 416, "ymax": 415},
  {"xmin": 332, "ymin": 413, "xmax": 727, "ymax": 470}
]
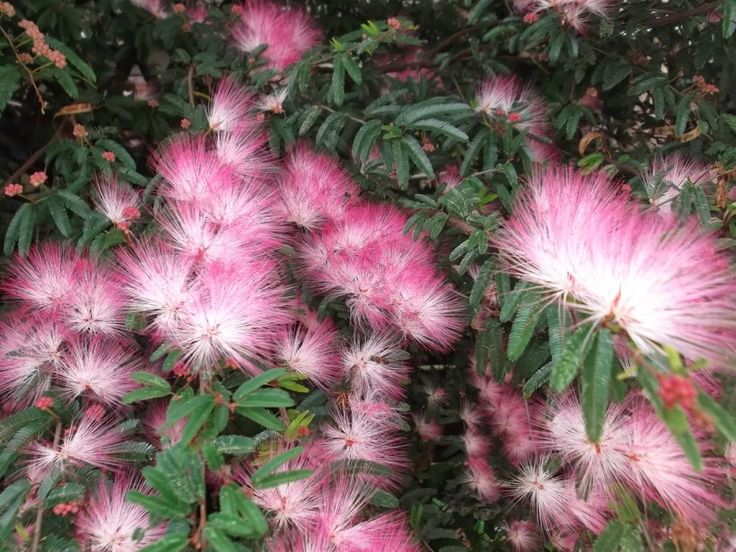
[{"xmin": 1, "ymin": 0, "xmax": 736, "ymax": 550}]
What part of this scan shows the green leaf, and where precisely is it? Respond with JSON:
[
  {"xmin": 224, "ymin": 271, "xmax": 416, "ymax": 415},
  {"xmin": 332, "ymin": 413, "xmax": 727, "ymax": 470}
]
[
  {"xmin": 592, "ymin": 519, "xmax": 625, "ymax": 552},
  {"xmin": 213, "ymin": 435, "xmax": 256, "ymax": 455},
  {"xmin": 162, "ymin": 348, "xmax": 183, "ymax": 372},
  {"xmin": 402, "ymin": 135, "xmax": 435, "ymax": 178},
  {"xmin": 251, "ymin": 447, "xmax": 304, "ymax": 485},
  {"xmin": 396, "ymin": 101, "xmax": 471, "ymax": 126},
  {"xmin": 251, "ymin": 469, "xmax": 313, "ymax": 489},
  {"xmin": 393, "ymin": 140, "xmax": 409, "ymax": 189},
  {"xmin": 139, "ymin": 532, "xmax": 190, "ymax": 552},
  {"xmin": 674, "ymin": 95, "xmax": 691, "ymax": 136},
  {"xmin": 203, "ymin": 526, "xmax": 237, "ymax": 552},
  {"xmin": 522, "ymin": 362, "xmax": 553, "ymax": 399},
  {"xmin": 469, "ymin": 258, "xmax": 493, "ymax": 316},
  {"xmin": 122, "ymin": 386, "xmax": 172, "ymax": 404},
  {"xmin": 409, "ymin": 118, "xmax": 469, "ymax": 142},
  {"xmin": 132, "ymin": 371, "xmax": 171, "ymax": 391},
  {"xmin": 499, "ymin": 281, "xmax": 531, "ymax": 323},
  {"xmin": 4, "ymin": 203, "xmax": 31, "ymax": 256},
  {"xmin": 602, "ymin": 64, "xmax": 631, "ymax": 91},
  {"xmin": 507, "ymin": 300, "xmax": 542, "ymax": 362},
  {"xmin": 461, "ymin": 130, "xmax": 487, "ymax": 176},
  {"xmin": 16, "ymin": 203, "xmax": 36, "ymax": 256},
  {"xmin": 164, "ymin": 394, "xmax": 213, "ymax": 428},
  {"xmin": 370, "ymin": 489, "xmax": 400, "ymax": 508},
  {"xmin": 57, "ymin": 190, "xmax": 91, "ymax": 219},
  {"xmin": 46, "ymin": 67, "xmax": 79, "ymax": 98},
  {"xmin": 550, "ymin": 325, "xmax": 592, "ymax": 391},
  {"xmin": 178, "ymin": 397, "xmax": 215, "ymax": 445},
  {"xmin": 299, "ymin": 105, "xmax": 322, "ymax": 135},
  {"xmin": 660, "ymin": 406, "xmax": 703, "ymax": 471},
  {"xmin": 47, "ymin": 196, "xmax": 72, "ymax": 237},
  {"xmin": 724, "ymin": 0, "xmax": 736, "ymax": 38},
  {"xmin": 343, "ymin": 53, "xmax": 362, "ymax": 84},
  {"xmin": 0, "ymin": 479, "xmax": 30, "ymax": 541},
  {"xmin": 0, "ymin": 65, "xmax": 21, "ymax": 112},
  {"xmin": 476, "ymin": 317, "xmax": 506, "ymax": 380},
  {"xmin": 96, "ymin": 139, "xmax": 136, "ymax": 170},
  {"xmin": 329, "ymin": 55, "xmax": 345, "ymax": 106},
  {"xmin": 233, "ymin": 368, "xmax": 287, "ymax": 402},
  {"xmin": 468, "ymin": 0, "xmax": 492, "ymax": 23},
  {"xmin": 235, "ymin": 388, "xmax": 294, "ymax": 408},
  {"xmin": 150, "ymin": 342, "xmax": 170, "ymax": 362},
  {"xmin": 581, "ymin": 329, "xmax": 613, "ymax": 442},
  {"xmin": 352, "ymin": 119, "xmax": 382, "ymax": 161},
  {"xmin": 235, "ymin": 407, "xmax": 283, "ymax": 430},
  {"xmin": 697, "ymin": 392, "xmax": 736, "ymax": 441},
  {"xmin": 46, "ymin": 37, "xmax": 97, "ymax": 83}
]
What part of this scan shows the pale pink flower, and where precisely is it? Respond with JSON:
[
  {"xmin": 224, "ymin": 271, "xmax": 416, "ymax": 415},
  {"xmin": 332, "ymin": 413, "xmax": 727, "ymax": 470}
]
[
  {"xmin": 116, "ymin": 240, "xmax": 195, "ymax": 333},
  {"xmin": 642, "ymin": 154, "xmax": 713, "ymax": 214},
  {"xmin": 438, "ymin": 164, "xmax": 463, "ymax": 191},
  {"xmin": 231, "ymin": 1, "xmax": 320, "ymax": 71},
  {"xmin": 275, "ymin": 316, "xmax": 341, "ymax": 390},
  {"xmin": 257, "ymin": 88, "xmax": 288, "ymax": 114},
  {"xmin": 129, "ymin": 0, "xmax": 167, "ymax": 18},
  {"xmin": 321, "ymin": 403, "xmax": 409, "ymax": 488},
  {"xmin": 503, "ymin": 520, "xmax": 539, "ymax": 552},
  {"xmin": 172, "ymin": 263, "xmax": 289, "ymax": 372},
  {"xmin": 533, "ymin": 0, "xmax": 614, "ymax": 32},
  {"xmin": 207, "ymin": 76, "xmax": 257, "ymax": 134},
  {"xmin": 65, "ymin": 263, "xmax": 127, "ymax": 336},
  {"xmin": 76, "ymin": 473, "xmax": 167, "ymax": 551},
  {"xmin": 413, "ymin": 414, "xmax": 442, "ymax": 441},
  {"xmin": 29, "ymin": 417, "xmax": 130, "ymax": 473},
  {"xmin": 620, "ymin": 399, "xmax": 724, "ymax": 523},
  {"xmin": 278, "ymin": 145, "xmax": 360, "ymax": 230},
  {"xmin": 341, "ymin": 334, "xmax": 410, "ymax": 399},
  {"xmin": 213, "ymin": 131, "xmax": 272, "ymax": 179},
  {"xmin": 239, "ymin": 454, "xmax": 322, "ymax": 531},
  {"xmin": 464, "ymin": 457, "xmax": 501, "ymax": 503},
  {"xmin": 541, "ymin": 393, "xmax": 629, "ymax": 492},
  {"xmin": 93, "ymin": 176, "xmax": 140, "ymax": 230},
  {"xmin": 496, "ymin": 166, "xmax": 736, "ymax": 364},
  {"xmin": 0, "ymin": 316, "xmax": 65, "ymax": 407},
  {"xmin": 475, "ymin": 76, "xmax": 557, "ymax": 162},
  {"xmin": 333, "ymin": 511, "xmax": 421, "ymax": 552},
  {"xmin": 463, "ymin": 430, "xmax": 491, "ymax": 458},
  {"xmin": 3, "ymin": 243, "xmax": 81, "ymax": 312},
  {"xmin": 58, "ymin": 337, "xmax": 139, "ymax": 405},
  {"xmin": 310, "ymin": 477, "xmax": 373, "ymax": 545},
  {"xmin": 505, "ymin": 457, "xmax": 570, "ymax": 531}
]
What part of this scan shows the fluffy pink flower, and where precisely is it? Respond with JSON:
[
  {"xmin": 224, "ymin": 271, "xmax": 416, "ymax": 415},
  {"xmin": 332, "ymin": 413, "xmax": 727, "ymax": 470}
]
[
  {"xmin": 620, "ymin": 400, "xmax": 724, "ymax": 523},
  {"xmin": 275, "ymin": 315, "xmax": 341, "ymax": 390},
  {"xmin": 58, "ymin": 337, "xmax": 139, "ymax": 405},
  {"xmin": 129, "ymin": 0, "xmax": 167, "ymax": 18},
  {"xmin": 414, "ymin": 414, "xmax": 443, "ymax": 441},
  {"xmin": 475, "ymin": 76, "xmax": 557, "ymax": 163},
  {"xmin": 231, "ymin": 1, "xmax": 320, "ymax": 71},
  {"xmin": 299, "ymin": 203, "xmax": 464, "ymax": 350},
  {"xmin": 213, "ymin": 131, "xmax": 272, "ymax": 179},
  {"xmin": 30, "ymin": 417, "xmax": 130, "ymax": 473},
  {"xmin": 333, "ymin": 511, "xmax": 421, "ymax": 552},
  {"xmin": 3, "ymin": 243, "xmax": 81, "ymax": 312},
  {"xmin": 172, "ymin": 263, "xmax": 289, "ymax": 372},
  {"xmin": 116, "ymin": 240, "xmax": 195, "ymax": 333},
  {"xmin": 65, "ymin": 262, "xmax": 127, "ymax": 336},
  {"xmin": 533, "ymin": 0, "xmax": 614, "ymax": 32},
  {"xmin": 321, "ymin": 403, "xmax": 409, "ymax": 488},
  {"xmin": 341, "ymin": 334, "xmax": 410, "ymax": 399},
  {"xmin": 278, "ymin": 145, "xmax": 360, "ymax": 230},
  {"xmin": 541, "ymin": 393, "xmax": 629, "ymax": 492},
  {"xmin": 464, "ymin": 457, "xmax": 501, "ymax": 503},
  {"xmin": 93, "ymin": 176, "xmax": 140, "ymax": 231},
  {"xmin": 496, "ymin": 166, "xmax": 736, "ymax": 364},
  {"xmin": 463, "ymin": 430, "xmax": 491, "ymax": 458},
  {"xmin": 503, "ymin": 520, "xmax": 539, "ymax": 552},
  {"xmin": 0, "ymin": 316, "xmax": 65, "ymax": 406},
  {"xmin": 76, "ymin": 474, "xmax": 167, "ymax": 551},
  {"xmin": 207, "ymin": 76, "xmax": 257, "ymax": 134},
  {"xmin": 642, "ymin": 154, "xmax": 713, "ymax": 214}
]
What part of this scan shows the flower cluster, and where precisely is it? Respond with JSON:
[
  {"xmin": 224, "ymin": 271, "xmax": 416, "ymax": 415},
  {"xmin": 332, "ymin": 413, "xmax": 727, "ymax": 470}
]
[
  {"xmin": 515, "ymin": 0, "xmax": 614, "ymax": 32},
  {"xmin": 17, "ymin": 19, "xmax": 67, "ymax": 68}
]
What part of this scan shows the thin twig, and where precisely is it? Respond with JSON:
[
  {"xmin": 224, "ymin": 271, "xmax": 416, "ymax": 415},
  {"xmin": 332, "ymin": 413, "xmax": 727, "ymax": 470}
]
[
  {"xmin": 31, "ymin": 420, "xmax": 62, "ymax": 552},
  {"xmin": 187, "ymin": 65, "xmax": 195, "ymax": 107},
  {"xmin": 0, "ymin": 26, "xmax": 45, "ymax": 113}
]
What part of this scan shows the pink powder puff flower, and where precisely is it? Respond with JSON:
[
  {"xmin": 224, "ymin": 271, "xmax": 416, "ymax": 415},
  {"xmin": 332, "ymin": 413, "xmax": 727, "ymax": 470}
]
[
  {"xmin": 275, "ymin": 316, "xmax": 341, "ymax": 390},
  {"xmin": 76, "ymin": 473, "xmax": 167, "ymax": 551},
  {"xmin": 92, "ymin": 176, "xmax": 140, "ymax": 232},
  {"xmin": 620, "ymin": 399, "xmax": 724, "ymax": 523},
  {"xmin": 505, "ymin": 456, "xmax": 571, "ymax": 531},
  {"xmin": 414, "ymin": 414, "xmax": 442, "ymax": 441},
  {"xmin": 333, "ymin": 511, "xmax": 421, "ymax": 552},
  {"xmin": 173, "ymin": 263, "xmax": 289, "ymax": 372},
  {"xmin": 238, "ymin": 453, "xmax": 323, "ymax": 531},
  {"xmin": 321, "ymin": 403, "xmax": 409, "ymax": 489},
  {"xmin": 257, "ymin": 88, "xmax": 288, "ymax": 114},
  {"xmin": 341, "ymin": 334, "xmax": 410, "ymax": 400},
  {"xmin": 438, "ymin": 164, "xmax": 463, "ymax": 191},
  {"xmin": 143, "ymin": 401, "xmax": 186, "ymax": 448},
  {"xmin": 642, "ymin": 154, "xmax": 713, "ymax": 214},
  {"xmin": 2, "ymin": 243, "xmax": 81, "ymax": 312},
  {"xmin": 475, "ymin": 76, "xmax": 557, "ymax": 163},
  {"xmin": 541, "ymin": 393, "xmax": 629, "ymax": 492},
  {"xmin": 29, "ymin": 417, "xmax": 131, "ymax": 474},
  {"xmin": 65, "ymin": 263, "xmax": 127, "ymax": 336},
  {"xmin": 278, "ymin": 145, "xmax": 360, "ymax": 230},
  {"xmin": 116, "ymin": 240, "xmax": 195, "ymax": 333},
  {"xmin": 310, "ymin": 477, "xmax": 372, "ymax": 544},
  {"xmin": 464, "ymin": 457, "xmax": 501, "ymax": 503},
  {"xmin": 533, "ymin": 0, "xmax": 613, "ymax": 33},
  {"xmin": 129, "ymin": 0, "xmax": 167, "ymax": 18},
  {"xmin": 463, "ymin": 430, "xmax": 492, "ymax": 458},
  {"xmin": 213, "ymin": 131, "xmax": 272, "ymax": 179},
  {"xmin": 0, "ymin": 316, "xmax": 66, "ymax": 407},
  {"xmin": 503, "ymin": 520, "xmax": 539, "ymax": 552},
  {"xmin": 207, "ymin": 76, "xmax": 257, "ymax": 134},
  {"xmin": 152, "ymin": 135, "xmax": 233, "ymax": 204},
  {"xmin": 231, "ymin": 1, "xmax": 321, "ymax": 71},
  {"xmin": 58, "ymin": 337, "xmax": 139, "ymax": 405},
  {"xmin": 496, "ymin": 166, "xmax": 736, "ymax": 365},
  {"xmin": 459, "ymin": 402, "xmax": 484, "ymax": 430}
]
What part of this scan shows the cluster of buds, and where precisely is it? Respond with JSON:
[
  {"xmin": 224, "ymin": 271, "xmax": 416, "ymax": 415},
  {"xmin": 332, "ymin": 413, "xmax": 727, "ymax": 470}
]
[
  {"xmin": 693, "ymin": 75, "xmax": 719, "ymax": 95},
  {"xmin": 17, "ymin": 19, "xmax": 67, "ymax": 68},
  {"xmin": 29, "ymin": 171, "xmax": 47, "ymax": 188},
  {"xmin": 0, "ymin": 2, "xmax": 15, "ymax": 17},
  {"xmin": 4, "ymin": 183, "xmax": 23, "ymax": 197},
  {"xmin": 73, "ymin": 124, "xmax": 88, "ymax": 139},
  {"xmin": 658, "ymin": 374, "xmax": 698, "ymax": 410},
  {"xmin": 52, "ymin": 502, "xmax": 81, "ymax": 516}
]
